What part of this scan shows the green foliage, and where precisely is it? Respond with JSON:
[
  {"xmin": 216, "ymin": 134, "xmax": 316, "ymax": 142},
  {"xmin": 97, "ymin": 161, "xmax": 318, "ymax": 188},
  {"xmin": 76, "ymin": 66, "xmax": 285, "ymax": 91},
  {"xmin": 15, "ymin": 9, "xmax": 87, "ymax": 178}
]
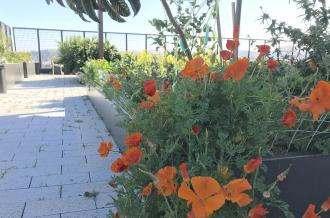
[
  {"xmin": 3, "ymin": 51, "xmax": 32, "ymax": 63},
  {"xmin": 0, "ymin": 31, "xmax": 32, "ymax": 63},
  {"xmin": 45, "ymin": 0, "xmax": 141, "ymax": 23},
  {"xmin": 57, "ymin": 36, "xmax": 121, "ymax": 73},
  {"xmin": 150, "ymin": 0, "xmax": 217, "ymax": 58},
  {"xmin": 260, "ymin": 0, "xmax": 330, "ymax": 80}
]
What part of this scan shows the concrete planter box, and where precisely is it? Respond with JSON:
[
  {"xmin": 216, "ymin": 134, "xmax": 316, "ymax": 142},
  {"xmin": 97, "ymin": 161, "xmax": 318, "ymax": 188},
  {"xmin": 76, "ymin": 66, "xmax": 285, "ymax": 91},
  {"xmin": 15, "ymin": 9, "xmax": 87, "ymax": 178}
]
[
  {"xmin": 264, "ymin": 154, "xmax": 330, "ymax": 217},
  {"xmin": 87, "ymin": 87, "xmax": 330, "ymax": 217},
  {"xmin": 0, "ymin": 62, "xmax": 39, "ymax": 93},
  {"xmin": 87, "ymin": 87, "xmax": 126, "ymax": 150}
]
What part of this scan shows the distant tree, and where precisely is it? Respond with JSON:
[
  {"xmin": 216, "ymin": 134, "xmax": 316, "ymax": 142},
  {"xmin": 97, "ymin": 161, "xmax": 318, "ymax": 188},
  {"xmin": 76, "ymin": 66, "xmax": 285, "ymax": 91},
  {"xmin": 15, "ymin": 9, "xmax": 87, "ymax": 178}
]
[{"xmin": 45, "ymin": 0, "xmax": 141, "ymax": 58}]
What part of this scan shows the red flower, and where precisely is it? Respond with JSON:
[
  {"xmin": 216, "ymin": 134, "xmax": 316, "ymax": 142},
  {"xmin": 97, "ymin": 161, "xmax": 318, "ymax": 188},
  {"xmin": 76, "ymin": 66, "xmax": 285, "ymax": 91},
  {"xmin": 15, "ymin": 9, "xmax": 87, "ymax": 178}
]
[
  {"xmin": 282, "ymin": 108, "xmax": 297, "ymax": 128},
  {"xmin": 226, "ymin": 39, "xmax": 240, "ymax": 51},
  {"xmin": 124, "ymin": 132, "xmax": 142, "ymax": 148},
  {"xmin": 248, "ymin": 204, "xmax": 269, "ymax": 218},
  {"xmin": 257, "ymin": 45, "xmax": 271, "ymax": 55},
  {"xmin": 140, "ymin": 182, "xmax": 153, "ymax": 197},
  {"xmin": 211, "ymin": 72, "xmax": 220, "ymax": 82},
  {"xmin": 233, "ymin": 25, "xmax": 240, "ymax": 40},
  {"xmin": 108, "ymin": 180, "xmax": 117, "ymax": 188},
  {"xmin": 302, "ymin": 204, "xmax": 320, "ymax": 218},
  {"xmin": 267, "ymin": 59, "xmax": 279, "ymax": 71},
  {"xmin": 244, "ymin": 157, "xmax": 262, "ymax": 174},
  {"xmin": 192, "ymin": 125, "xmax": 201, "ymax": 135},
  {"xmin": 179, "ymin": 162, "xmax": 190, "ymax": 182},
  {"xmin": 144, "ymin": 80, "xmax": 156, "ymax": 96},
  {"xmin": 256, "ymin": 45, "xmax": 271, "ymax": 62},
  {"xmin": 220, "ymin": 50, "xmax": 234, "ymax": 60},
  {"xmin": 111, "ymin": 158, "xmax": 128, "ymax": 173},
  {"xmin": 163, "ymin": 81, "xmax": 171, "ymax": 90}
]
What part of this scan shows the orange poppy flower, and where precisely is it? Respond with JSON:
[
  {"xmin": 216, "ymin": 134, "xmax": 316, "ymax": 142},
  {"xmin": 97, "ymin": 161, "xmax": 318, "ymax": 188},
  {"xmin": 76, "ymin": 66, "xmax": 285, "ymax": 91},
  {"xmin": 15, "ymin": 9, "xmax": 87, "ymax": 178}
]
[
  {"xmin": 267, "ymin": 59, "xmax": 279, "ymax": 71},
  {"xmin": 144, "ymin": 80, "xmax": 157, "ymax": 96},
  {"xmin": 302, "ymin": 204, "xmax": 320, "ymax": 218},
  {"xmin": 192, "ymin": 125, "xmax": 201, "ymax": 135},
  {"xmin": 113, "ymin": 79, "xmax": 122, "ymax": 90},
  {"xmin": 223, "ymin": 178, "xmax": 253, "ymax": 207},
  {"xmin": 321, "ymin": 197, "xmax": 330, "ymax": 212},
  {"xmin": 179, "ymin": 162, "xmax": 190, "ymax": 182},
  {"xmin": 97, "ymin": 141, "xmax": 113, "ymax": 158},
  {"xmin": 310, "ymin": 80, "xmax": 330, "ymax": 110},
  {"xmin": 290, "ymin": 97, "xmax": 312, "ymax": 112},
  {"xmin": 140, "ymin": 182, "xmax": 153, "ymax": 197},
  {"xmin": 223, "ymin": 57, "xmax": 250, "ymax": 81},
  {"xmin": 178, "ymin": 176, "xmax": 225, "ymax": 218},
  {"xmin": 124, "ymin": 132, "xmax": 142, "ymax": 148},
  {"xmin": 154, "ymin": 166, "xmax": 178, "ymax": 196},
  {"xmin": 122, "ymin": 147, "xmax": 143, "ymax": 166},
  {"xmin": 211, "ymin": 72, "xmax": 220, "ymax": 82},
  {"xmin": 248, "ymin": 204, "xmax": 269, "ymax": 218},
  {"xmin": 147, "ymin": 91, "xmax": 160, "ymax": 104},
  {"xmin": 220, "ymin": 50, "xmax": 234, "ymax": 60},
  {"xmin": 218, "ymin": 165, "xmax": 229, "ymax": 178},
  {"xmin": 137, "ymin": 100, "xmax": 154, "ymax": 110},
  {"xmin": 290, "ymin": 80, "xmax": 330, "ymax": 121},
  {"xmin": 111, "ymin": 158, "xmax": 128, "ymax": 173},
  {"xmin": 226, "ymin": 39, "xmax": 240, "ymax": 51},
  {"xmin": 244, "ymin": 157, "xmax": 262, "ymax": 174},
  {"xmin": 282, "ymin": 108, "xmax": 297, "ymax": 128},
  {"xmin": 181, "ymin": 57, "xmax": 210, "ymax": 80}
]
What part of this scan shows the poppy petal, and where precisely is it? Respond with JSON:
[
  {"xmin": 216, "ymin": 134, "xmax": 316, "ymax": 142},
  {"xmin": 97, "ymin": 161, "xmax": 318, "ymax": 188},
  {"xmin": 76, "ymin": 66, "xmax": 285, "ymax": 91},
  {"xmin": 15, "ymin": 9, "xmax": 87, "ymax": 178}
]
[{"xmin": 191, "ymin": 176, "xmax": 222, "ymax": 200}]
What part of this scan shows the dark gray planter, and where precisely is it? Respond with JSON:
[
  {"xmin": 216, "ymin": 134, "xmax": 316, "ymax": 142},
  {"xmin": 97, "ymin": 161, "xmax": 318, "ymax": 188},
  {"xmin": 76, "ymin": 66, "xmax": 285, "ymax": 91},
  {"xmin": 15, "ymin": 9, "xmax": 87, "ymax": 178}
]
[
  {"xmin": 264, "ymin": 154, "xmax": 330, "ymax": 217},
  {"xmin": 87, "ymin": 87, "xmax": 127, "ymax": 150},
  {"xmin": 0, "ymin": 64, "xmax": 7, "ymax": 93}
]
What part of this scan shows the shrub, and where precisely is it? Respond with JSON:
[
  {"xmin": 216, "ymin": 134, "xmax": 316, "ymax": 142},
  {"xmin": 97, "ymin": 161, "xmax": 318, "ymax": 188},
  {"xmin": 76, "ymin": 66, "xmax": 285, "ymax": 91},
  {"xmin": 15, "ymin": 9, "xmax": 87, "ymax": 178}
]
[
  {"xmin": 57, "ymin": 36, "xmax": 121, "ymax": 74},
  {"xmin": 3, "ymin": 51, "xmax": 32, "ymax": 63}
]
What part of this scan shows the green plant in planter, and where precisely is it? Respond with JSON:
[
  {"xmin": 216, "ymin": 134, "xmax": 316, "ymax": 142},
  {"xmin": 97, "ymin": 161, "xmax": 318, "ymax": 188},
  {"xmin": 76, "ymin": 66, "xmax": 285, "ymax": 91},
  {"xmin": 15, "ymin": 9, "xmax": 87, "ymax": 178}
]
[{"xmin": 57, "ymin": 36, "xmax": 120, "ymax": 73}]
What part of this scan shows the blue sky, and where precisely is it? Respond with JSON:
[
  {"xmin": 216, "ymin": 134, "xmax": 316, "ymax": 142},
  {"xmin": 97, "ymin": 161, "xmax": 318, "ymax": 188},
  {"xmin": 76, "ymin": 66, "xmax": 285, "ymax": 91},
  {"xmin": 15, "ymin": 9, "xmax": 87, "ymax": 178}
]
[{"xmin": 0, "ymin": 0, "xmax": 307, "ymax": 39}]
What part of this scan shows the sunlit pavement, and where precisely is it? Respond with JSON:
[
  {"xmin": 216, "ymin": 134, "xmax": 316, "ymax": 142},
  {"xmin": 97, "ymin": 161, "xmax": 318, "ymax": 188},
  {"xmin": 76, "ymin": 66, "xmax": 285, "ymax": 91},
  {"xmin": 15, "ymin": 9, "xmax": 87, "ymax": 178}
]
[{"xmin": 0, "ymin": 75, "xmax": 119, "ymax": 218}]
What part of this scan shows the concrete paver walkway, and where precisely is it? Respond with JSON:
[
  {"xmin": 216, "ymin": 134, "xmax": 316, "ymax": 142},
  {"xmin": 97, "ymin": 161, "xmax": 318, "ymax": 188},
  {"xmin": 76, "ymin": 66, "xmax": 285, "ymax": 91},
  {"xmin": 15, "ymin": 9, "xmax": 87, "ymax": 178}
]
[{"xmin": 0, "ymin": 75, "xmax": 119, "ymax": 218}]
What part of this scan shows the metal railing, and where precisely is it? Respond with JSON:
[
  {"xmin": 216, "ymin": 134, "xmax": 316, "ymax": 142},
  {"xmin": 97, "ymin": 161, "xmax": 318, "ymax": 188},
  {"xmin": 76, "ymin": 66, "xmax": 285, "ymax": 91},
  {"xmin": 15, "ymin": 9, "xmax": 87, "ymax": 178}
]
[{"xmin": 12, "ymin": 27, "xmax": 301, "ymax": 67}]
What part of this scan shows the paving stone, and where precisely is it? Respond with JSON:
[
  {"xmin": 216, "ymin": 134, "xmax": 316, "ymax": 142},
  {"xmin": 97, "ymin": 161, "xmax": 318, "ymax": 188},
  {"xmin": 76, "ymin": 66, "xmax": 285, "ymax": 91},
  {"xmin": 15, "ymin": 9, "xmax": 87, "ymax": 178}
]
[
  {"xmin": 61, "ymin": 181, "xmax": 112, "ymax": 198},
  {"xmin": 0, "ymin": 75, "xmax": 120, "ymax": 216},
  {"xmin": 0, "ymin": 202, "xmax": 25, "ymax": 218},
  {"xmin": 23, "ymin": 196, "xmax": 96, "ymax": 217},
  {"xmin": 31, "ymin": 172, "xmax": 90, "ymax": 187},
  {"xmin": 0, "ymin": 186, "xmax": 60, "ymax": 203},
  {"xmin": 61, "ymin": 208, "xmax": 113, "ymax": 218}
]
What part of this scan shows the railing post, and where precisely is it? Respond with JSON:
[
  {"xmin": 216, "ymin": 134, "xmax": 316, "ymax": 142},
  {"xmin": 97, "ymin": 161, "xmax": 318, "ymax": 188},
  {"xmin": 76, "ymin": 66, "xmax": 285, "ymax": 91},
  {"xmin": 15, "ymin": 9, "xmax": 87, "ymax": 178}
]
[
  {"xmin": 23, "ymin": 62, "xmax": 28, "ymax": 78},
  {"xmin": 37, "ymin": 29, "xmax": 42, "ymax": 66},
  {"xmin": 0, "ymin": 65, "xmax": 7, "ymax": 94},
  {"xmin": 145, "ymin": 34, "xmax": 148, "ymax": 52},
  {"xmin": 12, "ymin": 27, "xmax": 17, "ymax": 51},
  {"xmin": 60, "ymin": 30, "xmax": 63, "ymax": 42},
  {"xmin": 105, "ymin": 32, "xmax": 108, "ymax": 42},
  {"xmin": 247, "ymin": 39, "xmax": 251, "ymax": 59},
  {"xmin": 125, "ymin": 33, "xmax": 128, "ymax": 51},
  {"xmin": 83, "ymin": 31, "xmax": 86, "ymax": 38},
  {"xmin": 164, "ymin": 35, "xmax": 167, "ymax": 54},
  {"xmin": 291, "ymin": 42, "xmax": 295, "ymax": 58}
]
